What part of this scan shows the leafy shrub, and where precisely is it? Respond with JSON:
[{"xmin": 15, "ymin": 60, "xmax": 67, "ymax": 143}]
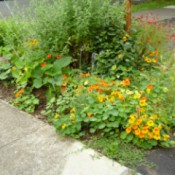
[{"xmin": 42, "ymin": 73, "xmax": 174, "ymax": 148}]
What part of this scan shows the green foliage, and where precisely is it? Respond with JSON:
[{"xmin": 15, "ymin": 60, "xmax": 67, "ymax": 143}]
[
  {"xmin": 0, "ymin": 0, "xmax": 174, "ymax": 158},
  {"xmin": 11, "ymin": 89, "xmax": 39, "ymax": 113},
  {"xmin": 42, "ymin": 73, "xmax": 174, "ymax": 149}
]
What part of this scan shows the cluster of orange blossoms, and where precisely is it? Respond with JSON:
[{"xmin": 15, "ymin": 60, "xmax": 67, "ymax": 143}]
[
  {"xmin": 15, "ymin": 88, "xmax": 25, "ymax": 98},
  {"xmin": 142, "ymin": 50, "xmax": 159, "ymax": 64},
  {"xmin": 126, "ymin": 113, "xmax": 170, "ymax": 141},
  {"xmin": 40, "ymin": 54, "xmax": 61, "ymax": 67}
]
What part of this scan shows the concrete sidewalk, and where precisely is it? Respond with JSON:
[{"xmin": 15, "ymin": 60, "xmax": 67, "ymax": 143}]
[
  {"xmin": 0, "ymin": 99, "xmax": 131, "ymax": 175},
  {"xmin": 133, "ymin": 6, "xmax": 175, "ymax": 21}
]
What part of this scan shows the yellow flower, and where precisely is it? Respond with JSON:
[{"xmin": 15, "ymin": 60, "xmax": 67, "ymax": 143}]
[
  {"xmin": 140, "ymin": 108, "xmax": 145, "ymax": 113},
  {"xmin": 108, "ymin": 96, "xmax": 116, "ymax": 103},
  {"xmin": 158, "ymin": 124, "xmax": 162, "ymax": 130},
  {"xmin": 150, "ymin": 115, "xmax": 158, "ymax": 120},
  {"xmin": 62, "ymin": 82, "xmax": 67, "ymax": 86},
  {"xmin": 125, "ymin": 33, "xmax": 129, "ymax": 38},
  {"xmin": 70, "ymin": 107, "xmax": 76, "ymax": 113},
  {"xmin": 12, "ymin": 66, "xmax": 17, "ymax": 71},
  {"xmin": 134, "ymin": 91, "xmax": 141, "ymax": 99},
  {"xmin": 54, "ymin": 113, "xmax": 59, "ymax": 119},
  {"xmin": 148, "ymin": 132, "xmax": 153, "ymax": 140},
  {"xmin": 61, "ymin": 124, "xmax": 67, "ymax": 129},
  {"xmin": 163, "ymin": 87, "xmax": 168, "ymax": 93},
  {"xmin": 126, "ymin": 90, "xmax": 134, "ymax": 95},
  {"xmin": 24, "ymin": 67, "xmax": 28, "ymax": 72},
  {"xmin": 136, "ymin": 118, "xmax": 143, "ymax": 125},
  {"xmin": 122, "ymin": 36, "xmax": 127, "ymax": 42},
  {"xmin": 153, "ymin": 134, "xmax": 160, "ymax": 140},
  {"xmin": 140, "ymin": 100, "xmax": 147, "ymax": 107},
  {"xmin": 111, "ymin": 90, "xmax": 119, "ymax": 96},
  {"xmin": 128, "ymin": 118, "xmax": 136, "ymax": 124},
  {"xmin": 70, "ymin": 113, "xmax": 75, "ymax": 119},
  {"xmin": 163, "ymin": 134, "xmax": 170, "ymax": 141},
  {"xmin": 118, "ymin": 54, "xmax": 123, "ymax": 59},
  {"xmin": 28, "ymin": 38, "xmax": 38, "ymax": 46},
  {"xmin": 147, "ymin": 120, "xmax": 154, "ymax": 127},
  {"xmin": 146, "ymin": 88, "xmax": 151, "ymax": 94},
  {"xmin": 97, "ymin": 95, "xmax": 105, "ymax": 103},
  {"xmin": 130, "ymin": 114, "xmax": 136, "ymax": 119},
  {"xmin": 145, "ymin": 57, "xmax": 152, "ymax": 63}
]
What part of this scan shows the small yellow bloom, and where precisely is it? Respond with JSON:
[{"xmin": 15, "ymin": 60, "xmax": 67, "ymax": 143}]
[
  {"xmin": 153, "ymin": 134, "xmax": 160, "ymax": 140},
  {"xmin": 134, "ymin": 91, "xmax": 141, "ymax": 99},
  {"xmin": 125, "ymin": 33, "xmax": 129, "ymax": 38},
  {"xmin": 128, "ymin": 118, "xmax": 136, "ymax": 124},
  {"xmin": 158, "ymin": 124, "xmax": 162, "ymax": 130},
  {"xmin": 147, "ymin": 120, "xmax": 154, "ymax": 127},
  {"xmin": 62, "ymin": 82, "xmax": 67, "ymax": 86},
  {"xmin": 70, "ymin": 107, "xmax": 76, "ymax": 113},
  {"xmin": 146, "ymin": 88, "xmax": 151, "ymax": 94},
  {"xmin": 130, "ymin": 114, "xmax": 136, "ymax": 119},
  {"xmin": 140, "ymin": 108, "xmax": 145, "ymax": 113},
  {"xmin": 109, "ymin": 96, "xmax": 116, "ymax": 103},
  {"xmin": 122, "ymin": 36, "xmax": 127, "ymax": 42},
  {"xmin": 163, "ymin": 134, "xmax": 170, "ymax": 141},
  {"xmin": 150, "ymin": 115, "xmax": 158, "ymax": 120},
  {"xmin": 12, "ymin": 66, "xmax": 17, "ymax": 71},
  {"xmin": 54, "ymin": 113, "xmax": 60, "ymax": 119},
  {"xmin": 163, "ymin": 87, "xmax": 168, "ymax": 93},
  {"xmin": 140, "ymin": 100, "xmax": 147, "ymax": 107},
  {"xmin": 61, "ymin": 124, "xmax": 67, "ymax": 129},
  {"xmin": 118, "ymin": 54, "xmax": 123, "ymax": 59},
  {"xmin": 24, "ymin": 67, "xmax": 28, "ymax": 72},
  {"xmin": 70, "ymin": 113, "xmax": 75, "ymax": 119},
  {"xmin": 97, "ymin": 95, "xmax": 105, "ymax": 103},
  {"xmin": 126, "ymin": 90, "xmax": 134, "ymax": 95}
]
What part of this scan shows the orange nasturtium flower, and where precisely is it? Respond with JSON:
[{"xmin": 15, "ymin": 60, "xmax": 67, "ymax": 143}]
[
  {"xmin": 122, "ymin": 78, "xmax": 130, "ymax": 86},
  {"xmin": 139, "ymin": 132, "xmax": 145, "ymax": 139},
  {"xmin": 41, "ymin": 62, "xmax": 47, "ymax": 67},
  {"xmin": 147, "ymin": 84, "xmax": 153, "ymax": 90},
  {"xmin": 126, "ymin": 127, "xmax": 132, "ymax": 134},
  {"xmin": 15, "ymin": 88, "xmax": 25, "ymax": 98},
  {"xmin": 56, "ymin": 54, "xmax": 61, "ymax": 59},
  {"xmin": 62, "ymin": 74, "xmax": 67, "ymax": 79},
  {"xmin": 87, "ymin": 113, "xmax": 92, "ymax": 118},
  {"xmin": 47, "ymin": 53, "xmax": 52, "ymax": 58}
]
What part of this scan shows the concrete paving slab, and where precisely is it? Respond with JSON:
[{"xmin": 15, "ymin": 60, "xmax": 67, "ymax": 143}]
[
  {"xmin": 0, "ymin": 125, "xmax": 73, "ymax": 175},
  {"xmin": 0, "ymin": 100, "xmax": 45, "ymax": 147},
  {"xmin": 0, "ymin": 99, "xmax": 131, "ymax": 175}
]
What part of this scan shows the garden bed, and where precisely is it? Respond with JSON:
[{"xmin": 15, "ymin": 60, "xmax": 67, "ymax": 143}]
[{"xmin": 0, "ymin": 0, "xmax": 175, "ymax": 171}]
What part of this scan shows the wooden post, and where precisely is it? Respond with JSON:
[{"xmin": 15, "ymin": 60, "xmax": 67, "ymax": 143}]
[{"xmin": 124, "ymin": 0, "xmax": 132, "ymax": 32}]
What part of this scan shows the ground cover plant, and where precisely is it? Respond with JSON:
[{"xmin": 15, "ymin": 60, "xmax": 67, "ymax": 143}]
[{"xmin": 0, "ymin": 0, "xmax": 175, "ymax": 168}]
